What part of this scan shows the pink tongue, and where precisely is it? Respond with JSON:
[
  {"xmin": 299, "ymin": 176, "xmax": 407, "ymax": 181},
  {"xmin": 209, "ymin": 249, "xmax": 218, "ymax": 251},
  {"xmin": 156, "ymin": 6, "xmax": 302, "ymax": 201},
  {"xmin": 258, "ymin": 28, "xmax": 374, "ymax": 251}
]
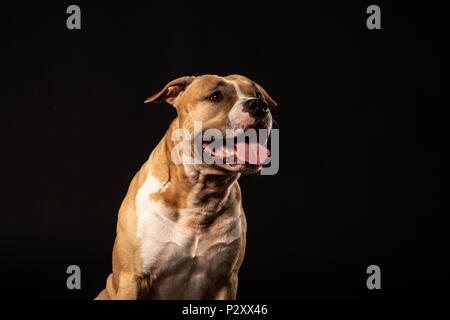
[
  {"xmin": 203, "ymin": 143, "xmax": 226, "ymax": 157},
  {"xmin": 235, "ymin": 142, "xmax": 270, "ymax": 165}
]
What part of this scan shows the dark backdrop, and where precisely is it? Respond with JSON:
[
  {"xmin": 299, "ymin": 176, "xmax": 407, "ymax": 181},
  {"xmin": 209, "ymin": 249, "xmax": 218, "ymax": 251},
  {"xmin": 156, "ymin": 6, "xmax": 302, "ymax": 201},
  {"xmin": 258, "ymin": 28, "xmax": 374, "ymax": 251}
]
[{"xmin": 3, "ymin": 1, "xmax": 449, "ymax": 300}]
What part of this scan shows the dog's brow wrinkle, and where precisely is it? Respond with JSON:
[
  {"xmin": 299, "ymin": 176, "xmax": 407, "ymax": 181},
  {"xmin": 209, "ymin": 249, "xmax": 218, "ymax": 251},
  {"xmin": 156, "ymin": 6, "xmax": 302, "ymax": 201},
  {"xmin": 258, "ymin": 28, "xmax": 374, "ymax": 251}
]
[{"xmin": 209, "ymin": 81, "xmax": 226, "ymax": 92}]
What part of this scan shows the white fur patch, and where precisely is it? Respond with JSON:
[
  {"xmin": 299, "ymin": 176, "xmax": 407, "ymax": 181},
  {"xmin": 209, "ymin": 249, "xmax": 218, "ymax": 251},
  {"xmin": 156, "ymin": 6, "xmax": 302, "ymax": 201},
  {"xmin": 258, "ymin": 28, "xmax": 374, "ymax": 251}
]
[
  {"xmin": 135, "ymin": 172, "xmax": 189, "ymax": 271},
  {"xmin": 227, "ymin": 80, "xmax": 254, "ymax": 129}
]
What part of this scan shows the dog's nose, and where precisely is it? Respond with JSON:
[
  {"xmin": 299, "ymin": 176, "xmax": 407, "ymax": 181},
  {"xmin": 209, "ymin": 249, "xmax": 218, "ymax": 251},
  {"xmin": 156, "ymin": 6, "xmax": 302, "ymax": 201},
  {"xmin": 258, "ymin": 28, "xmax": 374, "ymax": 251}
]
[{"xmin": 244, "ymin": 99, "xmax": 269, "ymax": 117}]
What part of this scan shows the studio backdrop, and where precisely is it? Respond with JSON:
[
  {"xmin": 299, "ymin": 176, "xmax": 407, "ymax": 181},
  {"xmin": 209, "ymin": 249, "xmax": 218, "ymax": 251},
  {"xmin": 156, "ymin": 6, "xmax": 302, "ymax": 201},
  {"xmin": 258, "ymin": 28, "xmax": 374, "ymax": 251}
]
[{"xmin": 3, "ymin": 1, "xmax": 449, "ymax": 300}]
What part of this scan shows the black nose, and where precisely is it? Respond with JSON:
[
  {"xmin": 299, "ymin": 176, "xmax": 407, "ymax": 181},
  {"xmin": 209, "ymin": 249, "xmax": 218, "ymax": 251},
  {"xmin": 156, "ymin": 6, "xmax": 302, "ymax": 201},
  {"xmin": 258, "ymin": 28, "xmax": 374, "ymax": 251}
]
[{"xmin": 244, "ymin": 99, "xmax": 269, "ymax": 117}]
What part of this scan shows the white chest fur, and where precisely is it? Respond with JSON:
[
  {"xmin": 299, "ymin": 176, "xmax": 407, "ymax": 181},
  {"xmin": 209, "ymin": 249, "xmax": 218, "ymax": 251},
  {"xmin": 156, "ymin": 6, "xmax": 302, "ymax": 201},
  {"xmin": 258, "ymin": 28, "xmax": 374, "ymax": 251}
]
[{"xmin": 135, "ymin": 171, "xmax": 242, "ymax": 299}]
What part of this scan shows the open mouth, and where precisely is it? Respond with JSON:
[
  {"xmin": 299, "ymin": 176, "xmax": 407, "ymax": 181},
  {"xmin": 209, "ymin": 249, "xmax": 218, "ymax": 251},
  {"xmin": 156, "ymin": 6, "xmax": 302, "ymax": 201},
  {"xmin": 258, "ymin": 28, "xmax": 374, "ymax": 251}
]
[{"xmin": 201, "ymin": 135, "xmax": 270, "ymax": 167}]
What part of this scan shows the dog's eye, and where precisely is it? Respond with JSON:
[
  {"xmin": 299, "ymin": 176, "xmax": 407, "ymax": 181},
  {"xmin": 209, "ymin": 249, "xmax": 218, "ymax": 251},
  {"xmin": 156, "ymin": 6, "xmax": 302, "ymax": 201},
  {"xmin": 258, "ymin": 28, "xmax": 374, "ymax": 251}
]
[
  {"xmin": 255, "ymin": 91, "xmax": 262, "ymax": 99},
  {"xmin": 209, "ymin": 91, "xmax": 222, "ymax": 102}
]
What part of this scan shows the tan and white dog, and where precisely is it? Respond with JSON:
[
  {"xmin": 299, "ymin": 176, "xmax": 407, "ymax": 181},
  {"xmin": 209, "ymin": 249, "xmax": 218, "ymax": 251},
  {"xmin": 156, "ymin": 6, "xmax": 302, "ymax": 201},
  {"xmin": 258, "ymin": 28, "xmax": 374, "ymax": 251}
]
[{"xmin": 95, "ymin": 74, "xmax": 276, "ymax": 300}]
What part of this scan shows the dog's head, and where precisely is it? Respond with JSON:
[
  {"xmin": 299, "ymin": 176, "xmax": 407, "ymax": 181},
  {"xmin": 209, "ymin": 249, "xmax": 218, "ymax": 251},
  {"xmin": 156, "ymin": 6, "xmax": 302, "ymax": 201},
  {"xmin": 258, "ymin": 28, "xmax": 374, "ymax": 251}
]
[{"xmin": 145, "ymin": 74, "xmax": 277, "ymax": 174}]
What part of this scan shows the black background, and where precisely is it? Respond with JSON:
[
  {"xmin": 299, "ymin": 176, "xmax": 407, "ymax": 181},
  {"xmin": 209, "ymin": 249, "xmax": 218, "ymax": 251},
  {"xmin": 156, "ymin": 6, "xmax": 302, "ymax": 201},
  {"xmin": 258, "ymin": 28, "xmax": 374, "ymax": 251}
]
[{"xmin": 3, "ymin": 1, "xmax": 449, "ymax": 300}]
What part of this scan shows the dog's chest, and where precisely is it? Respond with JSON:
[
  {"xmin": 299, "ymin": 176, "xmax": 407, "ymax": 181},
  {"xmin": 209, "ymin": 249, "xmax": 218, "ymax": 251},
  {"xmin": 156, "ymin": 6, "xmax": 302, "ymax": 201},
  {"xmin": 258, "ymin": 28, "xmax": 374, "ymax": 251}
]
[{"xmin": 135, "ymin": 175, "xmax": 242, "ymax": 299}]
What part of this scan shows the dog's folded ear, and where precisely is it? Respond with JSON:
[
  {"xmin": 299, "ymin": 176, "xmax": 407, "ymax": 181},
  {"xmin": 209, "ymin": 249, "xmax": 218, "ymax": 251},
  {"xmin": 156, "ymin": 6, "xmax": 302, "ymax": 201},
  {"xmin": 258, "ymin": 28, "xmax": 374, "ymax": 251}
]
[
  {"xmin": 255, "ymin": 83, "xmax": 277, "ymax": 107},
  {"xmin": 144, "ymin": 76, "xmax": 196, "ymax": 106}
]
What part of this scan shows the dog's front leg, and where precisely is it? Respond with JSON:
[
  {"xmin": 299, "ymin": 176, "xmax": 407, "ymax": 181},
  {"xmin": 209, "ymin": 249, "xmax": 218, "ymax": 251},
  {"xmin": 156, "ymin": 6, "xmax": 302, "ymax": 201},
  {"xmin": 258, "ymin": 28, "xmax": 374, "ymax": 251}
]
[
  {"xmin": 208, "ymin": 273, "xmax": 239, "ymax": 300},
  {"xmin": 113, "ymin": 272, "xmax": 141, "ymax": 299},
  {"xmin": 95, "ymin": 272, "xmax": 141, "ymax": 300}
]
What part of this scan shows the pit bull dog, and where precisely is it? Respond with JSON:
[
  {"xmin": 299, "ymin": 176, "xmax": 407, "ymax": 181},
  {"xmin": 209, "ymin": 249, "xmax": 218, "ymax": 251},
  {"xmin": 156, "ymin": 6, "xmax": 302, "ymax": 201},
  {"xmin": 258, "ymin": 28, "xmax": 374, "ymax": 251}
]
[{"xmin": 95, "ymin": 74, "xmax": 276, "ymax": 300}]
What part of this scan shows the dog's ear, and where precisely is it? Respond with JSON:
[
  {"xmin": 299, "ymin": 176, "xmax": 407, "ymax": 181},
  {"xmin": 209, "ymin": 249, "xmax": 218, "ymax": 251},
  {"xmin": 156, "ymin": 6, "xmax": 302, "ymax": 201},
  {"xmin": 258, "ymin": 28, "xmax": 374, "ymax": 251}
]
[
  {"xmin": 255, "ymin": 82, "xmax": 277, "ymax": 107},
  {"xmin": 144, "ymin": 76, "xmax": 196, "ymax": 106}
]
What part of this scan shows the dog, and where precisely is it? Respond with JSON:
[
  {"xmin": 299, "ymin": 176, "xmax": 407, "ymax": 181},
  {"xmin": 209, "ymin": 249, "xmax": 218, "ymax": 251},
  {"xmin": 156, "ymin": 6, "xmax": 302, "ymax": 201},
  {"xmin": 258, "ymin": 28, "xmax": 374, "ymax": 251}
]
[{"xmin": 95, "ymin": 74, "xmax": 276, "ymax": 299}]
